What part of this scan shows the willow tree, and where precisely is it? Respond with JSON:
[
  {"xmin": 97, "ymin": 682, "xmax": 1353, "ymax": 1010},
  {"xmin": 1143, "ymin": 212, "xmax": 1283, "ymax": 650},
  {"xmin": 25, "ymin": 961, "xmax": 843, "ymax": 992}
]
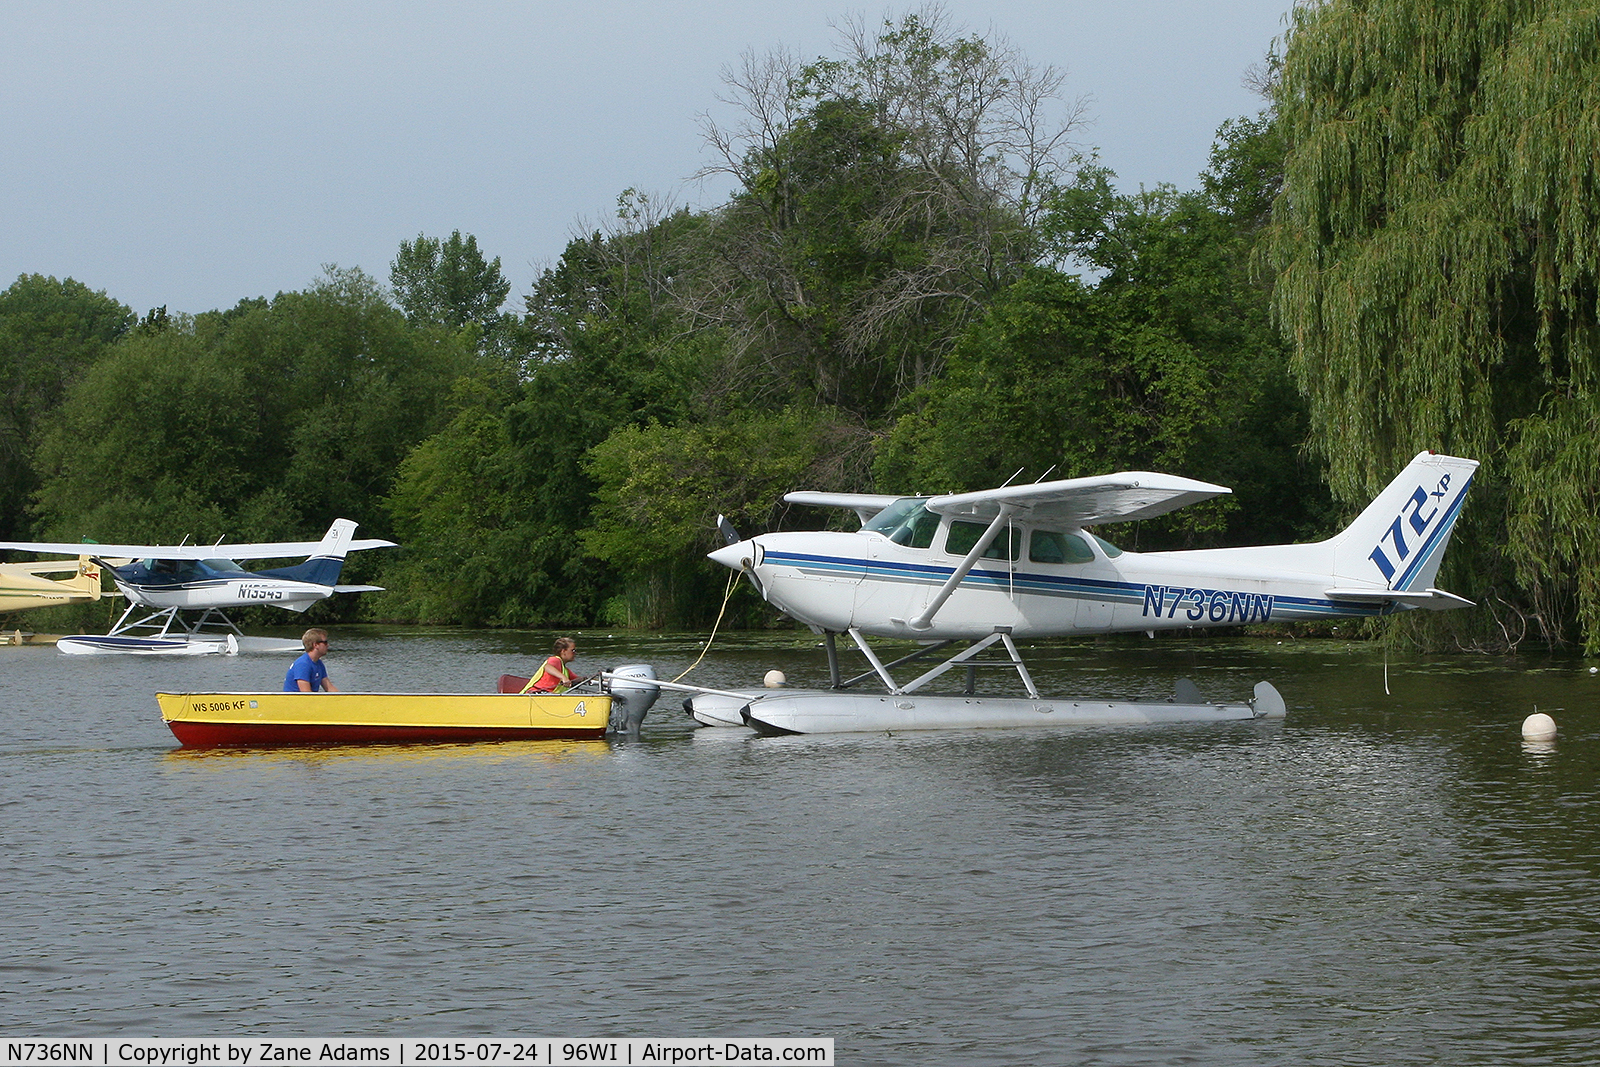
[{"xmin": 1268, "ymin": 0, "xmax": 1600, "ymax": 649}]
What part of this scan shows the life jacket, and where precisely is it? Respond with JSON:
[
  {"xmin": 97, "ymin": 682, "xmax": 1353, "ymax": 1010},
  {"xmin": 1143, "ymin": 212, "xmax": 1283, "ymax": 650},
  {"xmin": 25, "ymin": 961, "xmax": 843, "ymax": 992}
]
[{"xmin": 521, "ymin": 655, "xmax": 576, "ymax": 694}]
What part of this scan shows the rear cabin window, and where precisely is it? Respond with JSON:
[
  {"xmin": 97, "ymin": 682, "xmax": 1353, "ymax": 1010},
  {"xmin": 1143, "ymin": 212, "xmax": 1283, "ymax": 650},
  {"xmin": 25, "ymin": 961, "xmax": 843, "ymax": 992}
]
[
  {"xmin": 1029, "ymin": 530, "xmax": 1095, "ymax": 564},
  {"xmin": 945, "ymin": 520, "xmax": 1021, "ymax": 560},
  {"xmin": 862, "ymin": 499, "xmax": 939, "ymax": 548}
]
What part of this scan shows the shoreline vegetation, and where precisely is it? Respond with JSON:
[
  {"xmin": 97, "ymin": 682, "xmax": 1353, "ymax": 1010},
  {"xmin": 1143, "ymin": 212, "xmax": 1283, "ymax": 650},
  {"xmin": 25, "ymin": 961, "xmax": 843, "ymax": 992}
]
[{"xmin": 6, "ymin": 3, "xmax": 1600, "ymax": 654}]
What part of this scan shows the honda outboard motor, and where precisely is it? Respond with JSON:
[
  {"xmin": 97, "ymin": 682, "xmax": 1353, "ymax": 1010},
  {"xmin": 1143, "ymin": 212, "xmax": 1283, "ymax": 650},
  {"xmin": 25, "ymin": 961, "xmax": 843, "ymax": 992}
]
[{"xmin": 605, "ymin": 664, "xmax": 660, "ymax": 734}]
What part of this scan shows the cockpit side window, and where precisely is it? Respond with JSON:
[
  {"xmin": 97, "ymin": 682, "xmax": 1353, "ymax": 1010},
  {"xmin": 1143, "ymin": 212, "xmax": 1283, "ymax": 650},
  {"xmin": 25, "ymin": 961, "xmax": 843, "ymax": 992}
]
[
  {"xmin": 1029, "ymin": 530, "xmax": 1095, "ymax": 565},
  {"xmin": 898, "ymin": 511, "xmax": 940, "ymax": 548},
  {"xmin": 945, "ymin": 520, "xmax": 1021, "ymax": 560},
  {"xmin": 863, "ymin": 499, "xmax": 939, "ymax": 549}
]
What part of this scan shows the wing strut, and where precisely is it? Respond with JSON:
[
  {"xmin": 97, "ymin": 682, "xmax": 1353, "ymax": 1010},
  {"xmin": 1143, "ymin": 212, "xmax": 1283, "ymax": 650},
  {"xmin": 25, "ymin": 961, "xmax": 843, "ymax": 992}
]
[{"xmin": 907, "ymin": 504, "xmax": 1016, "ymax": 631}]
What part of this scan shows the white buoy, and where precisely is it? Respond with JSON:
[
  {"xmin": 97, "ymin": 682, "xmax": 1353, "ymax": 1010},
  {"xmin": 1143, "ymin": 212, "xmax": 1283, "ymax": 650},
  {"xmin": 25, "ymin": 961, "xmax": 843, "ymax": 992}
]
[
  {"xmin": 763, "ymin": 669, "xmax": 787, "ymax": 688},
  {"xmin": 1522, "ymin": 712, "xmax": 1557, "ymax": 741}
]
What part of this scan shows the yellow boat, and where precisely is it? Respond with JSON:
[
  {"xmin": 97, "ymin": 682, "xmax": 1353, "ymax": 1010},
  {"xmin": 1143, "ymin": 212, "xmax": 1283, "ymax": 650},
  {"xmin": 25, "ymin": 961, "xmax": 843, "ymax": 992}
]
[{"xmin": 158, "ymin": 690, "xmax": 612, "ymax": 747}]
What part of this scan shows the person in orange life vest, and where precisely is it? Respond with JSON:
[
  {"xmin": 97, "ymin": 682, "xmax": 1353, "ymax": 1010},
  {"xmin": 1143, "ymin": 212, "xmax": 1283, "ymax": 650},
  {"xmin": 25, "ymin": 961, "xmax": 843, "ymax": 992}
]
[{"xmin": 522, "ymin": 636, "xmax": 587, "ymax": 693}]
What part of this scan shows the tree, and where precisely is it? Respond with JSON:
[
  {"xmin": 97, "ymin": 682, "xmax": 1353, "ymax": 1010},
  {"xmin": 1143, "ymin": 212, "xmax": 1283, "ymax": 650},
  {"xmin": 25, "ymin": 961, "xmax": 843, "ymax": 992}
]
[
  {"xmin": 878, "ymin": 114, "xmax": 1319, "ymax": 550},
  {"xmin": 378, "ymin": 378, "xmax": 536, "ymax": 624},
  {"xmin": 876, "ymin": 269, "xmax": 1253, "ymax": 546},
  {"xmin": 384, "ymin": 209, "xmax": 721, "ymax": 627},
  {"xmin": 581, "ymin": 408, "xmax": 868, "ymax": 626},
  {"xmin": 1267, "ymin": 0, "xmax": 1600, "ymax": 649},
  {"xmin": 693, "ymin": 6, "xmax": 1087, "ymax": 416},
  {"xmin": 0, "ymin": 275, "xmax": 133, "ymax": 540},
  {"xmin": 390, "ymin": 230, "xmax": 519, "ymax": 360},
  {"xmin": 31, "ymin": 268, "xmax": 479, "ymax": 567}
]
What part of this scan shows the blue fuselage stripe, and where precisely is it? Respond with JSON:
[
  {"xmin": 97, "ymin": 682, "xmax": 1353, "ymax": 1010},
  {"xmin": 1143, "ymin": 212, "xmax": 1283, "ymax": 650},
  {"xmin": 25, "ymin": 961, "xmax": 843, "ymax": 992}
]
[{"xmin": 762, "ymin": 551, "xmax": 1381, "ymax": 620}]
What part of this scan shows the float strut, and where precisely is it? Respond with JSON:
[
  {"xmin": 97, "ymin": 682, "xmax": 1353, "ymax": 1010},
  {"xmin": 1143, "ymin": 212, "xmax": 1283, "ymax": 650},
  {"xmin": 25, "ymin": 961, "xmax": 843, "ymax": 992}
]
[{"xmin": 824, "ymin": 631, "xmax": 842, "ymax": 689}]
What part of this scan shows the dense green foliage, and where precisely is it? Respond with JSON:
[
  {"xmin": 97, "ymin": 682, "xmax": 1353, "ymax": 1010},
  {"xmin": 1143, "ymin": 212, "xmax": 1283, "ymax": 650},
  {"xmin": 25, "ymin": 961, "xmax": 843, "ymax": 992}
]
[
  {"xmin": 881, "ymin": 119, "xmax": 1323, "ymax": 549},
  {"xmin": 22, "ymin": 268, "xmax": 480, "ymax": 622},
  {"xmin": 1269, "ymin": 0, "xmax": 1600, "ymax": 649},
  {"xmin": 391, "ymin": 230, "xmax": 522, "ymax": 362},
  {"xmin": 10, "ymin": 5, "xmax": 1599, "ymax": 649},
  {"xmin": 0, "ymin": 275, "xmax": 133, "ymax": 541}
]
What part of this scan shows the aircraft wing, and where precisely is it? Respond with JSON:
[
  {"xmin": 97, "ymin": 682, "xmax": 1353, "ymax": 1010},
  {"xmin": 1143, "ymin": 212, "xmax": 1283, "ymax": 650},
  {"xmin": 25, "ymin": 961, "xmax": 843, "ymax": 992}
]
[
  {"xmin": 0, "ymin": 537, "xmax": 397, "ymax": 560},
  {"xmin": 925, "ymin": 472, "xmax": 1231, "ymax": 527},
  {"xmin": 784, "ymin": 492, "xmax": 905, "ymax": 524}
]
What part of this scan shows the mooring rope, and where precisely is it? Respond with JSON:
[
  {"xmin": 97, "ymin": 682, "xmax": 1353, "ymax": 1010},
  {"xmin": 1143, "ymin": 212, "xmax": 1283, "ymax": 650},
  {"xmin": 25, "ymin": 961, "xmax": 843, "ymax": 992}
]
[{"xmin": 673, "ymin": 567, "xmax": 737, "ymax": 683}]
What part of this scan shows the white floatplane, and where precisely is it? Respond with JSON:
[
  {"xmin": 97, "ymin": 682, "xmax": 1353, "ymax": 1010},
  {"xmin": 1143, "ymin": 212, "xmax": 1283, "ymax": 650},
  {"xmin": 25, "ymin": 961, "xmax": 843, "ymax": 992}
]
[
  {"xmin": 694, "ymin": 451, "xmax": 1478, "ymax": 734},
  {"xmin": 0, "ymin": 519, "xmax": 394, "ymax": 655}
]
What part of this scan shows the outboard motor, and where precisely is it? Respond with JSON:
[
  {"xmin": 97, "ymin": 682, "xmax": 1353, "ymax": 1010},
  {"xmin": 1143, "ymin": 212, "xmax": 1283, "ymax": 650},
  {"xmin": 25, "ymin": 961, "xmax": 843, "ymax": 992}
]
[{"xmin": 604, "ymin": 664, "xmax": 660, "ymax": 735}]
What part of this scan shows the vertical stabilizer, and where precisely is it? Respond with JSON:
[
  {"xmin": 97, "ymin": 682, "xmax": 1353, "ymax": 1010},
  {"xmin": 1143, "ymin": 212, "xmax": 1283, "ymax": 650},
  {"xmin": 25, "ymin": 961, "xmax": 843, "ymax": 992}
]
[
  {"xmin": 1328, "ymin": 452, "xmax": 1478, "ymax": 590},
  {"xmin": 68, "ymin": 555, "xmax": 103, "ymax": 600},
  {"xmin": 256, "ymin": 519, "xmax": 361, "ymax": 587},
  {"xmin": 317, "ymin": 518, "xmax": 359, "ymax": 559}
]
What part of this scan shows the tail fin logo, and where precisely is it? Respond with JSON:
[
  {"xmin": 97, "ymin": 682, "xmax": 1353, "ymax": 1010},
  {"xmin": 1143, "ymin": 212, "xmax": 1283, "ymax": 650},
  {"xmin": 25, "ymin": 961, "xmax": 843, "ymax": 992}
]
[{"xmin": 1368, "ymin": 471, "xmax": 1456, "ymax": 586}]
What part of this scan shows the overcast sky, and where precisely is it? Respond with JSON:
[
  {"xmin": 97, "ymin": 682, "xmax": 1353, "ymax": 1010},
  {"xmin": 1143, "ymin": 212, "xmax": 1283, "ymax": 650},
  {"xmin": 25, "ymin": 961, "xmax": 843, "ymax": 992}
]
[{"xmin": 2, "ymin": 1, "xmax": 1293, "ymax": 318}]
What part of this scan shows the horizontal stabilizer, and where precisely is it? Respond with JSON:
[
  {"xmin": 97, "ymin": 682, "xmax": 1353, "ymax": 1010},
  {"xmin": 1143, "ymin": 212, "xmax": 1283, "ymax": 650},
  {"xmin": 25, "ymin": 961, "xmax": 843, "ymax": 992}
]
[
  {"xmin": 334, "ymin": 584, "xmax": 384, "ymax": 594},
  {"xmin": 1325, "ymin": 587, "xmax": 1474, "ymax": 611}
]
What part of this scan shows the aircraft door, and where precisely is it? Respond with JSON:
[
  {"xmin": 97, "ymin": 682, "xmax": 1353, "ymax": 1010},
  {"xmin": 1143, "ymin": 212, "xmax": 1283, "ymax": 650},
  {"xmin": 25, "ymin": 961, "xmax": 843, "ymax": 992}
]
[
  {"xmin": 1073, "ymin": 532, "xmax": 1118, "ymax": 630},
  {"xmin": 1026, "ymin": 529, "xmax": 1114, "ymax": 631},
  {"xmin": 852, "ymin": 504, "xmax": 941, "ymax": 625}
]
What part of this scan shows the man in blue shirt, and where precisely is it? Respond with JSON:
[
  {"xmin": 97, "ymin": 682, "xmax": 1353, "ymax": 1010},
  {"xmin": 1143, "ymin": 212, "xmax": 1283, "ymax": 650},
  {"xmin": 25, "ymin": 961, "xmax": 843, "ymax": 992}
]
[{"xmin": 284, "ymin": 627, "xmax": 339, "ymax": 692}]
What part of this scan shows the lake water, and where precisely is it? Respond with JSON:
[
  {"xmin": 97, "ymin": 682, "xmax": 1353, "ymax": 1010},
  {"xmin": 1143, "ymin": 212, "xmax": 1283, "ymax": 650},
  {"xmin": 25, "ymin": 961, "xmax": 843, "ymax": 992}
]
[{"xmin": 2, "ymin": 628, "xmax": 1599, "ymax": 1064}]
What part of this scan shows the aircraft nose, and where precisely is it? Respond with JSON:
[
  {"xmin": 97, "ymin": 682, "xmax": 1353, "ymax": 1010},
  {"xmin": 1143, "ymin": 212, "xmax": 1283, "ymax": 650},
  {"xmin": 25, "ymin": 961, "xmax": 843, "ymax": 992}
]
[{"xmin": 708, "ymin": 539, "xmax": 758, "ymax": 571}]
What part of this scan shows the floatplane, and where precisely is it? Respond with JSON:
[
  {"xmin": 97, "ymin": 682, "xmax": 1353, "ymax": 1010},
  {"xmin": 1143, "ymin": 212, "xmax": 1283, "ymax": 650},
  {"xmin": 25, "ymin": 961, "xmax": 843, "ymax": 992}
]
[
  {"xmin": 0, "ymin": 519, "xmax": 394, "ymax": 655},
  {"xmin": 679, "ymin": 451, "xmax": 1477, "ymax": 734},
  {"xmin": 0, "ymin": 556, "xmax": 103, "ymax": 644}
]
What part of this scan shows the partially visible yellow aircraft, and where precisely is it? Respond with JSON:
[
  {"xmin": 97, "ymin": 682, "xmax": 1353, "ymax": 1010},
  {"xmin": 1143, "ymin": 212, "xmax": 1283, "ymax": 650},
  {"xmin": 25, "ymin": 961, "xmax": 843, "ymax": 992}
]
[{"xmin": 0, "ymin": 556, "xmax": 103, "ymax": 612}]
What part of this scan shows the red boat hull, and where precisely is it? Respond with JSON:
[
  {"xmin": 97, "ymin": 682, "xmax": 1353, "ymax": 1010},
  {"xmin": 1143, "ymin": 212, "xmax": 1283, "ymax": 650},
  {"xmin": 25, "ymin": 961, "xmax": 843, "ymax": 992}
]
[{"xmin": 167, "ymin": 719, "xmax": 606, "ymax": 748}]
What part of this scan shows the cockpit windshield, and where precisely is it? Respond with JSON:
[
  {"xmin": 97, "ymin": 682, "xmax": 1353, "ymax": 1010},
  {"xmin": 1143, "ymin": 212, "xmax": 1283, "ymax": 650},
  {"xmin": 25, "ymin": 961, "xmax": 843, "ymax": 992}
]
[{"xmin": 861, "ymin": 498, "xmax": 940, "ymax": 548}]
